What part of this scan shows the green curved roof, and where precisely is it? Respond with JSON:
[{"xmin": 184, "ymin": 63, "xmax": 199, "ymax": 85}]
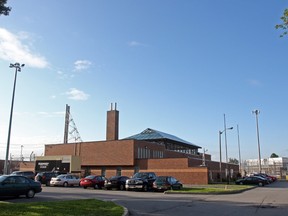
[{"xmin": 124, "ymin": 128, "xmax": 201, "ymax": 148}]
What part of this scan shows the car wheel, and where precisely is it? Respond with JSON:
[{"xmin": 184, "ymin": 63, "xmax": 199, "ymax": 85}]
[
  {"xmin": 26, "ymin": 189, "xmax": 35, "ymax": 198},
  {"xmin": 142, "ymin": 184, "xmax": 148, "ymax": 192},
  {"xmin": 63, "ymin": 182, "xmax": 68, "ymax": 187},
  {"xmin": 94, "ymin": 184, "xmax": 99, "ymax": 189},
  {"xmin": 83, "ymin": 186, "xmax": 87, "ymax": 189},
  {"xmin": 240, "ymin": 182, "xmax": 243, "ymax": 185},
  {"xmin": 259, "ymin": 182, "xmax": 263, "ymax": 186},
  {"xmin": 46, "ymin": 181, "xmax": 50, "ymax": 186},
  {"xmin": 119, "ymin": 184, "xmax": 125, "ymax": 191}
]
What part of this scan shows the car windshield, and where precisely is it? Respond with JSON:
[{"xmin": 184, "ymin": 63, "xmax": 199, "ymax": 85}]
[
  {"xmin": 0, "ymin": 175, "xmax": 7, "ymax": 182},
  {"xmin": 110, "ymin": 176, "xmax": 120, "ymax": 180},
  {"xmin": 156, "ymin": 177, "xmax": 167, "ymax": 182},
  {"xmin": 85, "ymin": 175, "xmax": 95, "ymax": 179},
  {"xmin": 133, "ymin": 173, "xmax": 148, "ymax": 178},
  {"xmin": 10, "ymin": 172, "xmax": 20, "ymax": 175}
]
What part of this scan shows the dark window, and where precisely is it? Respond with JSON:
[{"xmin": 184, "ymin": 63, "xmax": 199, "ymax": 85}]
[
  {"xmin": 116, "ymin": 167, "xmax": 122, "ymax": 176},
  {"xmin": 101, "ymin": 167, "xmax": 106, "ymax": 177}
]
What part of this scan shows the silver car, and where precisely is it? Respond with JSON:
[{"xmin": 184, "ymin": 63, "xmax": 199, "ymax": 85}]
[{"xmin": 50, "ymin": 174, "xmax": 80, "ymax": 187}]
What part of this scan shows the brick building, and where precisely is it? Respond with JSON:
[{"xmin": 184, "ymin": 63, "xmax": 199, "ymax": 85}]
[{"xmin": 37, "ymin": 104, "xmax": 239, "ymax": 184}]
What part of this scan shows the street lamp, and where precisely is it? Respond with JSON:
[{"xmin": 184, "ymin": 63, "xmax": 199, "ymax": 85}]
[
  {"xmin": 252, "ymin": 109, "xmax": 262, "ymax": 173},
  {"xmin": 4, "ymin": 63, "xmax": 25, "ymax": 174},
  {"xmin": 219, "ymin": 126, "xmax": 233, "ymax": 182}
]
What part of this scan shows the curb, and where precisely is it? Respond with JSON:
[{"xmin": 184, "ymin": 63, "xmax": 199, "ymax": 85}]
[{"xmin": 122, "ymin": 205, "xmax": 129, "ymax": 216}]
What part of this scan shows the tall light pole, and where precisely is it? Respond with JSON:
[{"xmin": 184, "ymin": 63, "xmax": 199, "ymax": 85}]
[
  {"xmin": 237, "ymin": 124, "xmax": 242, "ymax": 175},
  {"xmin": 252, "ymin": 109, "xmax": 262, "ymax": 173},
  {"xmin": 20, "ymin": 145, "xmax": 24, "ymax": 161},
  {"xmin": 4, "ymin": 63, "xmax": 25, "ymax": 174},
  {"xmin": 219, "ymin": 126, "xmax": 233, "ymax": 182}
]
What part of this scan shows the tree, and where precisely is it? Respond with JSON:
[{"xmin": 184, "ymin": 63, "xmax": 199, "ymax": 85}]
[
  {"xmin": 270, "ymin": 153, "xmax": 279, "ymax": 158},
  {"xmin": 229, "ymin": 158, "xmax": 239, "ymax": 165},
  {"xmin": 275, "ymin": 9, "xmax": 288, "ymax": 37},
  {"xmin": 0, "ymin": 0, "xmax": 11, "ymax": 16}
]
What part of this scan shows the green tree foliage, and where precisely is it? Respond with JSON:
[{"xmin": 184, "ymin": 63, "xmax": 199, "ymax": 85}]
[
  {"xmin": 270, "ymin": 153, "xmax": 279, "ymax": 158},
  {"xmin": 275, "ymin": 9, "xmax": 288, "ymax": 37},
  {"xmin": 0, "ymin": 0, "xmax": 11, "ymax": 16},
  {"xmin": 229, "ymin": 158, "xmax": 239, "ymax": 164}
]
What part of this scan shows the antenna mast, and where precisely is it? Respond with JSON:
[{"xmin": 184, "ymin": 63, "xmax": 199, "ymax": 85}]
[{"xmin": 63, "ymin": 104, "xmax": 83, "ymax": 144}]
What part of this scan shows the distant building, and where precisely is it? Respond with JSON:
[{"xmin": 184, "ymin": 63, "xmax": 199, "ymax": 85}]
[
  {"xmin": 13, "ymin": 104, "xmax": 239, "ymax": 184},
  {"xmin": 243, "ymin": 157, "xmax": 288, "ymax": 178}
]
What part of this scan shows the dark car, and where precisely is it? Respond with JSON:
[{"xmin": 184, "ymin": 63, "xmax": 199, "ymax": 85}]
[
  {"xmin": 235, "ymin": 176, "xmax": 269, "ymax": 186},
  {"xmin": 252, "ymin": 173, "xmax": 273, "ymax": 183},
  {"xmin": 125, "ymin": 172, "xmax": 157, "ymax": 192},
  {"xmin": 153, "ymin": 176, "xmax": 183, "ymax": 191},
  {"xmin": 10, "ymin": 171, "xmax": 35, "ymax": 180},
  {"xmin": 0, "ymin": 175, "xmax": 42, "ymax": 198},
  {"xmin": 80, "ymin": 175, "xmax": 107, "ymax": 189},
  {"xmin": 104, "ymin": 176, "xmax": 129, "ymax": 190},
  {"xmin": 35, "ymin": 171, "xmax": 66, "ymax": 186}
]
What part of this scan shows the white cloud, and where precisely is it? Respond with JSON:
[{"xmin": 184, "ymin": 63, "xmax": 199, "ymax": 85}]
[
  {"xmin": 248, "ymin": 79, "xmax": 262, "ymax": 87},
  {"xmin": 74, "ymin": 60, "xmax": 92, "ymax": 71},
  {"xmin": 57, "ymin": 70, "xmax": 74, "ymax": 80},
  {"xmin": 0, "ymin": 28, "xmax": 48, "ymax": 68},
  {"xmin": 128, "ymin": 40, "xmax": 147, "ymax": 47},
  {"xmin": 13, "ymin": 111, "xmax": 64, "ymax": 118},
  {"xmin": 65, "ymin": 88, "xmax": 89, "ymax": 101}
]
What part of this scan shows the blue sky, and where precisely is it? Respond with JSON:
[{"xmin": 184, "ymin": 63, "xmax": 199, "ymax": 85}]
[{"xmin": 0, "ymin": 1, "xmax": 288, "ymax": 163}]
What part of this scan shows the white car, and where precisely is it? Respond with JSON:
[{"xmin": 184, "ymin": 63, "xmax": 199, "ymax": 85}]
[{"xmin": 50, "ymin": 174, "xmax": 80, "ymax": 187}]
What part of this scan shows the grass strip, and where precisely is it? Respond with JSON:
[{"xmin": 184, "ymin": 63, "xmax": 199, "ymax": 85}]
[
  {"xmin": 167, "ymin": 184, "xmax": 253, "ymax": 194},
  {"xmin": 0, "ymin": 199, "xmax": 124, "ymax": 216}
]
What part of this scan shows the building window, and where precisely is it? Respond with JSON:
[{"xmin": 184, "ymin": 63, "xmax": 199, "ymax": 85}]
[
  {"xmin": 101, "ymin": 167, "xmax": 106, "ymax": 177},
  {"xmin": 151, "ymin": 150, "xmax": 163, "ymax": 158},
  {"xmin": 134, "ymin": 166, "xmax": 139, "ymax": 174},
  {"xmin": 116, "ymin": 167, "xmax": 121, "ymax": 176},
  {"xmin": 138, "ymin": 147, "xmax": 141, "ymax": 159}
]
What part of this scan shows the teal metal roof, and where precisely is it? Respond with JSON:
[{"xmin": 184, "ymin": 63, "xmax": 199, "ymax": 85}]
[{"xmin": 124, "ymin": 128, "xmax": 201, "ymax": 148}]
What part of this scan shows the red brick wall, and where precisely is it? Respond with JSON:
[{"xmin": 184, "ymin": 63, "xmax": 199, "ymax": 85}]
[
  {"xmin": 82, "ymin": 165, "xmax": 208, "ymax": 184},
  {"xmin": 106, "ymin": 109, "xmax": 119, "ymax": 141},
  {"xmin": 137, "ymin": 158, "xmax": 188, "ymax": 169},
  {"xmin": 44, "ymin": 139, "xmax": 238, "ymax": 184},
  {"xmin": 45, "ymin": 140, "xmax": 135, "ymax": 166},
  {"xmin": 80, "ymin": 140, "xmax": 134, "ymax": 166},
  {"xmin": 45, "ymin": 143, "xmax": 75, "ymax": 156}
]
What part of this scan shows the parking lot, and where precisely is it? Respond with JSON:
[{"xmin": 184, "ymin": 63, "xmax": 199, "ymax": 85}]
[{"xmin": 1, "ymin": 180, "xmax": 288, "ymax": 216}]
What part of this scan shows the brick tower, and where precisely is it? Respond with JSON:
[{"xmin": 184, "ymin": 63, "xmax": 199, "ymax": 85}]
[{"xmin": 106, "ymin": 103, "xmax": 119, "ymax": 141}]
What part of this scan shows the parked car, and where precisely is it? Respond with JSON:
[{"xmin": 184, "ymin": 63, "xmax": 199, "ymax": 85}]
[
  {"xmin": 125, "ymin": 172, "xmax": 157, "ymax": 192},
  {"xmin": 266, "ymin": 174, "xmax": 277, "ymax": 182},
  {"xmin": 80, "ymin": 175, "xmax": 107, "ymax": 189},
  {"xmin": 10, "ymin": 171, "xmax": 35, "ymax": 180},
  {"xmin": 235, "ymin": 176, "xmax": 269, "ymax": 186},
  {"xmin": 50, "ymin": 174, "xmax": 80, "ymax": 187},
  {"xmin": 0, "ymin": 175, "xmax": 42, "ymax": 198},
  {"xmin": 104, "ymin": 176, "xmax": 129, "ymax": 190},
  {"xmin": 254, "ymin": 173, "xmax": 277, "ymax": 182},
  {"xmin": 35, "ymin": 171, "xmax": 66, "ymax": 186},
  {"xmin": 153, "ymin": 176, "xmax": 183, "ymax": 191},
  {"xmin": 251, "ymin": 173, "xmax": 273, "ymax": 183}
]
